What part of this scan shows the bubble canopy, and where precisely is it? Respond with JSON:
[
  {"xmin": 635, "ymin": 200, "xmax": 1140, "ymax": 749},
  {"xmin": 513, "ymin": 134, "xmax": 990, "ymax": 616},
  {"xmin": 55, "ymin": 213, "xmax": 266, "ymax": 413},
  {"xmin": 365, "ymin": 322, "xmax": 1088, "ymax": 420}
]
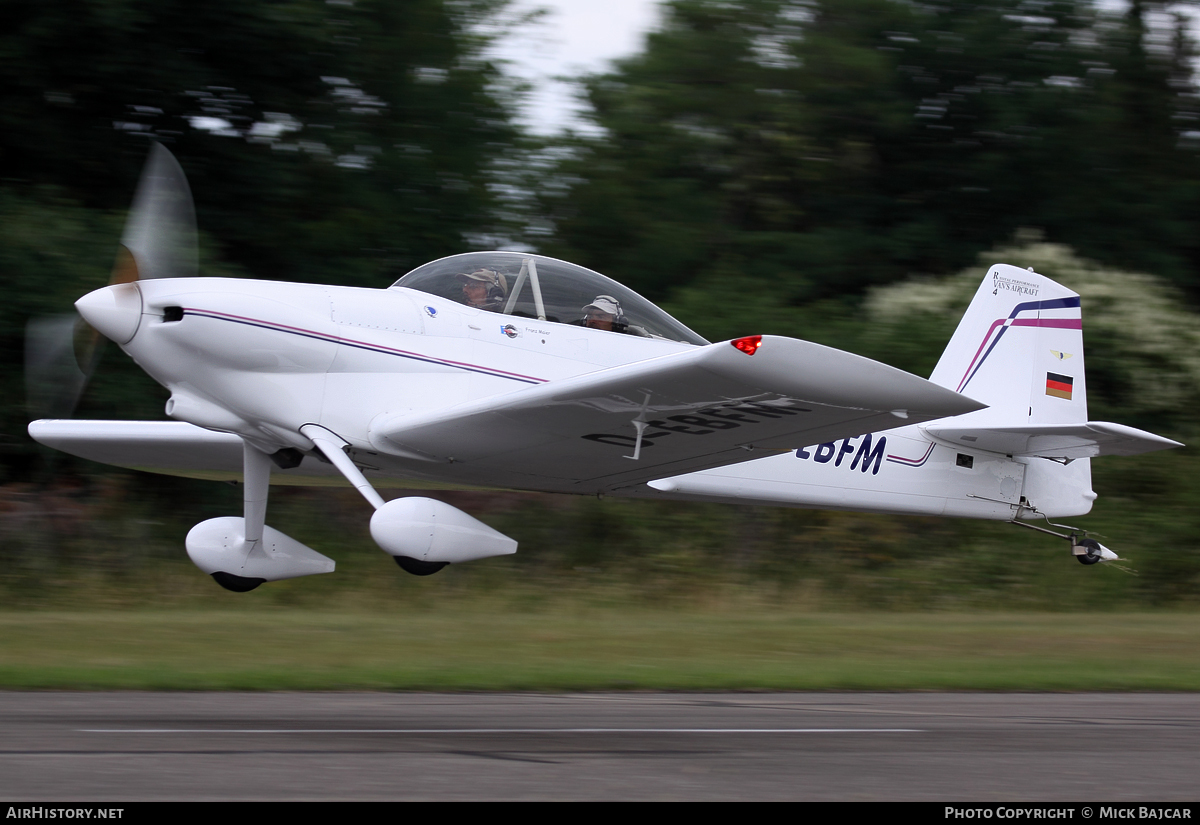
[{"xmin": 392, "ymin": 252, "xmax": 708, "ymax": 346}]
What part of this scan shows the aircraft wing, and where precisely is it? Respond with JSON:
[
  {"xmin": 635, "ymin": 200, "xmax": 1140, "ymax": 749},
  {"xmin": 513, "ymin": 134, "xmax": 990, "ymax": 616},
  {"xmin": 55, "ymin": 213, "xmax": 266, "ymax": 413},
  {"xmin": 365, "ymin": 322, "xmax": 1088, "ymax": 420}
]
[
  {"xmin": 370, "ymin": 335, "xmax": 985, "ymax": 491},
  {"xmin": 29, "ymin": 420, "xmax": 242, "ymax": 473},
  {"xmin": 27, "ymin": 420, "xmax": 346, "ymax": 486},
  {"xmin": 925, "ymin": 421, "xmax": 1183, "ymax": 460}
]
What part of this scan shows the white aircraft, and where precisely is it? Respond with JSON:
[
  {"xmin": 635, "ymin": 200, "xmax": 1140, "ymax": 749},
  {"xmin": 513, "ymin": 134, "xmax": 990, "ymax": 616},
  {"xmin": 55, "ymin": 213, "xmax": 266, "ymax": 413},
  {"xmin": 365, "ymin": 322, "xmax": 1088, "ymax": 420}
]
[{"xmin": 28, "ymin": 145, "xmax": 1183, "ymax": 591}]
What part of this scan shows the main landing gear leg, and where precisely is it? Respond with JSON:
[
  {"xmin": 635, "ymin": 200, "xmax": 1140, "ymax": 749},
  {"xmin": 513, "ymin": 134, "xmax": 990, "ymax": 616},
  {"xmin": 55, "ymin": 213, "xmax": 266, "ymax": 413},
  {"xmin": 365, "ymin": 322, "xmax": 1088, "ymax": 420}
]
[
  {"xmin": 299, "ymin": 424, "xmax": 386, "ymax": 510},
  {"xmin": 297, "ymin": 425, "xmax": 516, "ymax": 575},
  {"xmin": 186, "ymin": 439, "xmax": 335, "ymax": 591},
  {"xmin": 299, "ymin": 424, "xmax": 446, "ymax": 576},
  {"xmin": 208, "ymin": 442, "xmax": 273, "ymax": 592},
  {"xmin": 210, "ymin": 441, "xmax": 274, "ymax": 589}
]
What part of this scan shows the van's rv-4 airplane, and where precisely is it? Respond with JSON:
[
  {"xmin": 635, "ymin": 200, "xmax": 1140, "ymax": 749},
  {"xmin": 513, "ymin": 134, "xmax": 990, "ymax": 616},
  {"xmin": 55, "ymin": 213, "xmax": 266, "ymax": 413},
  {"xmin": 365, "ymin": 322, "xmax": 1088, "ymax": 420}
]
[{"xmin": 27, "ymin": 145, "xmax": 1183, "ymax": 591}]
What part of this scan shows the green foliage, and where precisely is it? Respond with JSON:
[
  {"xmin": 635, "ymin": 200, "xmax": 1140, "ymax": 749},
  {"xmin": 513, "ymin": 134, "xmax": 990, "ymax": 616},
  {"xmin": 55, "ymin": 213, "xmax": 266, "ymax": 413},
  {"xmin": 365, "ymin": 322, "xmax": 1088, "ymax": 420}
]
[
  {"xmin": 2, "ymin": 0, "xmax": 523, "ymax": 472},
  {"xmin": 534, "ymin": 0, "xmax": 1200, "ymax": 304},
  {"xmin": 864, "ymin": 237, "xmax": 1200, "ymax": 430},
  {"xmin": 0, "ymin": 0, "xmax": 519, "ymax": 285},
  {"xmin": 664, "ymin": 234, "xmax": 1200, "ymax": 436}
]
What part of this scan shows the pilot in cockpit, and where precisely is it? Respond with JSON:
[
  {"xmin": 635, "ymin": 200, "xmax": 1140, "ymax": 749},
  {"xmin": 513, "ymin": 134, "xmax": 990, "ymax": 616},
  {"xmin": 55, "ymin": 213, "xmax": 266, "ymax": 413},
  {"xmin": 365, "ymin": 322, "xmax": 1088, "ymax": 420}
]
[
  {"xmin": 456, "ymin": 269, "xmax": 508, "ymax": 312},
  {"xmin": 580, "ymin": 295, "xmax": 649, "ymax": 336}
]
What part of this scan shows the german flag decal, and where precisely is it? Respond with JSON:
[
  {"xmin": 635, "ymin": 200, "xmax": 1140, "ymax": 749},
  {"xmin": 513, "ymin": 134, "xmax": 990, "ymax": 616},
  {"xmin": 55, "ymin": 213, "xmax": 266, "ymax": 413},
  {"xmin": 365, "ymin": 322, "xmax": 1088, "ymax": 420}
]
[{"xmin": 1046, "ymin": 372, "xmax": 1074, "ymax": 400}]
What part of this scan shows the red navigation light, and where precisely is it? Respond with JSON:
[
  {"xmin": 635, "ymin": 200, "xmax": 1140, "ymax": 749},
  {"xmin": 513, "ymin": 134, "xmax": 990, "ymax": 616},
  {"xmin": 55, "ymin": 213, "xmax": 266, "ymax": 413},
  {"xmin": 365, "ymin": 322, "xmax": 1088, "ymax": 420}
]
[{"xmin": 731, "ymin": 335, "xmax": 763, "ymax": 355}]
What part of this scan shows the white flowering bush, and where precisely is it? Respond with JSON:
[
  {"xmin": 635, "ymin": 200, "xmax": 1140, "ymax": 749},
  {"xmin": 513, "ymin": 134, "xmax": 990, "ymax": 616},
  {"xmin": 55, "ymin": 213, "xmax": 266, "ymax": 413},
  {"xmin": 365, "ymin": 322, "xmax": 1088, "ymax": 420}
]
[{"xmin": 867, "ymin": 236, "xmax": 1200, "ymax": 426}]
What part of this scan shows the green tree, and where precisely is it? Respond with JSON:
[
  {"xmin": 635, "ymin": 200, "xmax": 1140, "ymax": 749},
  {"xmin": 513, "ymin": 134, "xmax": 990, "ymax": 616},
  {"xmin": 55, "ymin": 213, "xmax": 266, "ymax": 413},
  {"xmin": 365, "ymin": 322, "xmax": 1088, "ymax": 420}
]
[
  {"xmin": 1, "ymin": 0, "xmax": 524, "ymax": 474},
  {"xmin": 534, "ymin": 0, "xmax": 1200, "ymax": 314},
  {"xmin": 0, "ymin": 0, "xmax": 520, "ymax": 285}
]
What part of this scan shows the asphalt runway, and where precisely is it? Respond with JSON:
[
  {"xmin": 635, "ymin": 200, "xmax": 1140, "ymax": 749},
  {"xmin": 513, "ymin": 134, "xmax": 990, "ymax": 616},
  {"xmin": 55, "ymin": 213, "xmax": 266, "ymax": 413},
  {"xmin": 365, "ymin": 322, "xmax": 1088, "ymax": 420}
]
[{"xmin": 1, "ymin": 692, "xmax": 1198, "ymax": 800}]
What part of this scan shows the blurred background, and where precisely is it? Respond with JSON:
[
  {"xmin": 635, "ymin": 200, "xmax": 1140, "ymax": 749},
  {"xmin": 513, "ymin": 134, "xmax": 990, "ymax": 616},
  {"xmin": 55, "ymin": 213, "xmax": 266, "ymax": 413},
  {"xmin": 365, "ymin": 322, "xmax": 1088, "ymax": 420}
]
[{"xmin": 2, "ymin": 0, "xmax": 1199, "ymax": 613}]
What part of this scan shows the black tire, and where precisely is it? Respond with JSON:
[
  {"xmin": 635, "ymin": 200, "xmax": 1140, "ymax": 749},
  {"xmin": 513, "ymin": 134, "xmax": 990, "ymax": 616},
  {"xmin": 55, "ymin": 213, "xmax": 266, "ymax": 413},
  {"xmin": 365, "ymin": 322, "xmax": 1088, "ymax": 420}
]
[
  {"xmin": 394, "ymin": 556, "xmax": 448, "ymax": 576},
  {"xmin": 1075, "ymin": 538, "xmax": 1103, "ymax": 565},
  {"xmin": 211, "ymin": 571, "xmax": 267, "ymax": 592}
]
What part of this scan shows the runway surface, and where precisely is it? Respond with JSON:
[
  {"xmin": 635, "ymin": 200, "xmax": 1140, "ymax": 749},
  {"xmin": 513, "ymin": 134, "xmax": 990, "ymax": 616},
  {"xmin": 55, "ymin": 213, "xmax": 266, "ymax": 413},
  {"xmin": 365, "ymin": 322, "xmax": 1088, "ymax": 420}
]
[{"xmin": 1, "ymin": 692, "xmax": 1198, "ymax": 800}]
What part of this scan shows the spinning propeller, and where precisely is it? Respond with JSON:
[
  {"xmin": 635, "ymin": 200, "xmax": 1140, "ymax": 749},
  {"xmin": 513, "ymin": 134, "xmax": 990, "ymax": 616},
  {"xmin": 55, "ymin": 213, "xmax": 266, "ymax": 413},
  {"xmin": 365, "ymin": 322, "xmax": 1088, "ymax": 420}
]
[{"xmin": 25, "ymin": 143, "xmax": 197, "ymax": 420}]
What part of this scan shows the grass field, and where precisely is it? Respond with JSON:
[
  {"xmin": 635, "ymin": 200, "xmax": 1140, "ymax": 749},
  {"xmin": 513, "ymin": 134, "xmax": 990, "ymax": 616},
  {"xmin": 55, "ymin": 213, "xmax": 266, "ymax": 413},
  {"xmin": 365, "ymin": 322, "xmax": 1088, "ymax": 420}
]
[{"xmin": 2, "ymin": 607, "xmax": 1198, "ymax": 690}]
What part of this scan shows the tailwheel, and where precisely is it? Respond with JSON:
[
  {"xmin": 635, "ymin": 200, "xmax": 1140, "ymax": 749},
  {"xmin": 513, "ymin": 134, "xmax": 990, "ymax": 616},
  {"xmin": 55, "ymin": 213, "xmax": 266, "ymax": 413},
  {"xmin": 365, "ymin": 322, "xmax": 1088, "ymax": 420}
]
[
  {"xmin": 1011, "ymin": 515, "xmax": 1119, "ymax": 565},
  {"xmin": 1074, "ymin": 538, "xmax": 1104, "ymax": 565}
]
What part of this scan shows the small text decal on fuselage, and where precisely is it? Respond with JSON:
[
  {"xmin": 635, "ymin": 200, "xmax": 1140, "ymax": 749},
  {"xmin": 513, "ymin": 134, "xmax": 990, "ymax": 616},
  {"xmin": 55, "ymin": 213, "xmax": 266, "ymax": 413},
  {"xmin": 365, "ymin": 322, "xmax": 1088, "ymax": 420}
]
[{"xmin": 796, "ymin": 434, "xmax": 887, "ymax": 475}]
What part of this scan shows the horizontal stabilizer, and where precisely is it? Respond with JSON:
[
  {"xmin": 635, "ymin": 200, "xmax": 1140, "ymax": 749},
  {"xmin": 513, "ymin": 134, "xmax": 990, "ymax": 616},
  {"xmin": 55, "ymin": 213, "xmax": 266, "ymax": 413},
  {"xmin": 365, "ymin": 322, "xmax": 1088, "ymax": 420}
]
[{"xmin": 925, "ymin": 421, "xmax": 1183, "ymax": 460}]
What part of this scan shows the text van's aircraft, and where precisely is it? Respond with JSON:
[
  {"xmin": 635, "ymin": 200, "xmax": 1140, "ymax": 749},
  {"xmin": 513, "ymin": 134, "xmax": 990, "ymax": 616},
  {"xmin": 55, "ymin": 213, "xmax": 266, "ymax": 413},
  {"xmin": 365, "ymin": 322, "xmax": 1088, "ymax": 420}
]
[{"xmin": 28, "ymin": 145, "xmax": 1182, "ymax": 591}]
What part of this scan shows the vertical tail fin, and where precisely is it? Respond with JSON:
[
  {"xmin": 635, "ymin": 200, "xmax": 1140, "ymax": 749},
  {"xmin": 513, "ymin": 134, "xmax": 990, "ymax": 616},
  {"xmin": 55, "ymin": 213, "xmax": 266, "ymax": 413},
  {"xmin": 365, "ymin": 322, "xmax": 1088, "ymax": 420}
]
[
  {"xmin": 929, "ymin": 264, "xmax": 1087, "ymax": 426},
  {"xmin": 924, "ymin": 264, "xmax": 1179, "ymax": 518},
  {"xmin": 928, "ymin": 264, "xmax": 1092, "ymax": 519}
]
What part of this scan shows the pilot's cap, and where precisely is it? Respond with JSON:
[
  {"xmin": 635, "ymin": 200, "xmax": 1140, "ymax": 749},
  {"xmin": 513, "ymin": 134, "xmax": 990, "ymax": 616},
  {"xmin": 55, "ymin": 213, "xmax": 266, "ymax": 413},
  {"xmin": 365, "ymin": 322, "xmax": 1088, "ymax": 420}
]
[
  {"xmin": 457, "ymin": 268, "xmax": 507, "ymax": 293},
  {"xmin": 583, "ymin": 295, "xmax": 621, "ymax": 316}
]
